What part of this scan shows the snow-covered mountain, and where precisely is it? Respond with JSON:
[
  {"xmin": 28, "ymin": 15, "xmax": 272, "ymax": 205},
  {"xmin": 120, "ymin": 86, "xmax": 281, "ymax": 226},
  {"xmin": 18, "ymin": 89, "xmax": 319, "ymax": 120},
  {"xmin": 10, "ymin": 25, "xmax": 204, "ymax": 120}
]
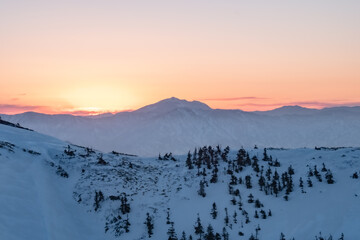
[
  {"xmin": 1, "ymin": 121, "xmax": 360, "ymax": 239},
  {"xmin": 1, "ymin": 97, "xmax": 360, "ymax": 156}
]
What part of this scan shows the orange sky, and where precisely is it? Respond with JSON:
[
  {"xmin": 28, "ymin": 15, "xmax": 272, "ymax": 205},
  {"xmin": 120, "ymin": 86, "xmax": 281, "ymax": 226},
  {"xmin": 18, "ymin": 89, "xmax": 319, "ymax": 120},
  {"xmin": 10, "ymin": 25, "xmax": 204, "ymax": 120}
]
[{"xmin": 1, "ymin": 1, "xmax": 360, "ymax": 115}]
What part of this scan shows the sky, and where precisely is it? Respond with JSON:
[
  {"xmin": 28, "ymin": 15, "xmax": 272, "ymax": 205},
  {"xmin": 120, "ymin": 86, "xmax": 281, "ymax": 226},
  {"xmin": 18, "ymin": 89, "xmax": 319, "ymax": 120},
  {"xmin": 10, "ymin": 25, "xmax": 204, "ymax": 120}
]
[{"xmin": 1, "ymin": 0, "xmax": 360, "ymax": 115}]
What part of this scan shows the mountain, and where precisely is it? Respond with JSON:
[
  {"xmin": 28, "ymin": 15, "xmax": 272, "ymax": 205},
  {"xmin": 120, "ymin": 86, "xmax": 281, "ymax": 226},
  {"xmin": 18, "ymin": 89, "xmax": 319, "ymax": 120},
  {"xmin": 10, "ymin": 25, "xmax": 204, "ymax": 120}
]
[
  {"xmin": 1, "ymin": 122, "xmax": 360, "ymax": 239},
  {"xmin": 1, "ymin": 97, "xmax": 360, "ymax": 156},
  {"xmin": 255, "ymin": 105, "xmax": 318, "ymax": 116}
]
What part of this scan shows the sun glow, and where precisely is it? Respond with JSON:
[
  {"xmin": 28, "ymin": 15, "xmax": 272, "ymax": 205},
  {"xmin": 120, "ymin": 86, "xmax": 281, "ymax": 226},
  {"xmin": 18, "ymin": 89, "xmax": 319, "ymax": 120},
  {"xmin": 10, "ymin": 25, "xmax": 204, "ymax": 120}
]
[{"xmin": 61, "ymin": 85, "xmax": 138, "ymax": 114}]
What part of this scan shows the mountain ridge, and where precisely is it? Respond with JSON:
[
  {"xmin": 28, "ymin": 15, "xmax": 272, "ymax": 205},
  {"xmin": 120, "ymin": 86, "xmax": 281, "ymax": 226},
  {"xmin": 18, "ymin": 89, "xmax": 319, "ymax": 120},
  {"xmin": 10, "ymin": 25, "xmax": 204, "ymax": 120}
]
[{"xmin": 1, "ymin": 97, "xmax": 360, "ymax": 156}]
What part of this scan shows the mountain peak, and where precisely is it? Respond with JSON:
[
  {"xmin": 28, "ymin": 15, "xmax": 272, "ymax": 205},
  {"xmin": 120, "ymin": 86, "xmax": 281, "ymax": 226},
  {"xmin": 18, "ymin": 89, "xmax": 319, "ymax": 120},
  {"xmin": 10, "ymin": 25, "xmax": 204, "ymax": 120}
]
[
  {"xmin": 135, "ymin": 97, "xmax": 211, "ymax": 114},
  {"xmin": 256, "ymin": 105, "xmax": 318, "ymax": 116}
]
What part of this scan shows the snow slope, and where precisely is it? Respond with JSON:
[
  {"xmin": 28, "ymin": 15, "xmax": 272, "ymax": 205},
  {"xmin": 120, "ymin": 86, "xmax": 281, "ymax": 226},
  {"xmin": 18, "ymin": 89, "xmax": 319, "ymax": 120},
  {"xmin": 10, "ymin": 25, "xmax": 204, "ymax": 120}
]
[
  {"xmin": 1, "ymin": 122, "xmax": 360, "ymax": 239},
  {"xmin": 0, "ymin": 124, "xmax": 107, "ymax": 240},
  {"xmin": 1, "ymin": 98, "xmax": 360, "ymax": 156}
]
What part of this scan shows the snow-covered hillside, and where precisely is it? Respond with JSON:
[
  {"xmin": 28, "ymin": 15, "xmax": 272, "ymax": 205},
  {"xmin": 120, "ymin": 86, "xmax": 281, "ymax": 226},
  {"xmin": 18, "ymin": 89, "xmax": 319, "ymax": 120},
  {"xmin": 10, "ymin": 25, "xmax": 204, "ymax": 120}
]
[
  {"xmin": 1, "ymin": 122, "xmax": 360, "ymax": 240},
  {"xmin": 1, "ymin": 97, "xmax": 360, "ymax": 156}
]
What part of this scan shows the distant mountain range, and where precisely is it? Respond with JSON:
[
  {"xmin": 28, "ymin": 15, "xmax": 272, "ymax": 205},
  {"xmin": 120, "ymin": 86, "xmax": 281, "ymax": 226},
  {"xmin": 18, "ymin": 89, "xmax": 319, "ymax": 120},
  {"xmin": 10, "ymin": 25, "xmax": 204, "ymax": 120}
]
[{"xmin": 1, "ymin": 97, "xmax": 360, "ymax": 156}]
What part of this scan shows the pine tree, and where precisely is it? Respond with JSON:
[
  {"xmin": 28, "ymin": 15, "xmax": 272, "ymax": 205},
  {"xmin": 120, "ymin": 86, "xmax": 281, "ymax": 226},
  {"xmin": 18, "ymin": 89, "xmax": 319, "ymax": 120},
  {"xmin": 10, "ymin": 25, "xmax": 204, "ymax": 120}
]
[
  {"xmin": 204, "ymin": 224, "xmax": 215, "ymax": 240},
  {"xmin": 288, "ymin": 165, "xmax": 295, "ymax": 175},
  {"xmin": 307, "ymin": 177, "xmax": 313, "ymax": 187},
  {"xmin": 194, "ymin": 214, "xmax": 204, "ymax": 239},
  {"xmin": 299, "ymin": 177, "xmax": 304, "ymax": 189},
  {"xmin": 186, "ymin": 151, "xmax": 194, "ymax": 169},
  {"xmin": 308, "ymin": 167, "xmax": 314, "ymax": 177},
  {"xmin": 238, "ymin": 198, "xmax": 243, "ymax": 210},
  {"xmin": 198, "ymin": 180, "xmax": 206, "ymax": 197},
  {"xmin": 94, "ymin": 190, "xmax": 104, "ymax": 212},
  {"xmin": 144, "ymin": 212, "xmax": 154, "ymax": 238},
  {"xmin": 321, "ymin": 163, "xmax": 327, "ymax": 172},
  {"xmin": 124, "ymin": 214, "xmax": 131, "ymax": 233},
  {"xmin": 222, "ymin": 227, "xmax": 229, "ymax": 240},
  {"xmin": 167, "ymin": 222, "xmax": 178, "ymax": 240},
  {"xmin": 180, "ymin": 231, "xmax": 187, "ymax": 240},
  {"xmin": 224, "ymin": 208, "xmax": 229, "ymax": 226},
  {"xmin": 248, "ymin": 194, "xmax": 254, "ymax": 203},
  {"xmin": 325, "ymin": 170, "xmax": 335, "ymax": 184},
  {"xmin": 120, "ymin": 192, "xmax": 131, "ymax": 214},
  {"xmin": 260, "ymin": 209, "xmax": 267, "ymax": 219},
  {"xmin": 280, "ymin": 232, "xmax": 286, "ymax": 240},
  {"xmin": 233, "ymin": 210, "xmax": 238, "ymax": 224},
  {"xmin": 166, "ymin": 208, "xmax": 171, "ymax": 224},
  {"xmin": 215, "ymin": 233, "xmax": 221, "ymax": 240},
  {"xmin": 245, "ymin": 175, "xmax": 252, "ymax": 189},
  {"xmin": 211, "ymin": 202, "xmax": 217, "ymax": 219},
  {"xmin": 210, "ymin": 166, "xmax": 218, "ymax": 183},
  {"xmin": 258, "ymin": 175, "xmax": 266, "ymax": 191},
  {"xmin": 263, "ymin": 148, "xmax": 269, "ymax": 161},
  {"xmin": 254, "ymin": 199, "xmax": 262, "ymax": 208}
]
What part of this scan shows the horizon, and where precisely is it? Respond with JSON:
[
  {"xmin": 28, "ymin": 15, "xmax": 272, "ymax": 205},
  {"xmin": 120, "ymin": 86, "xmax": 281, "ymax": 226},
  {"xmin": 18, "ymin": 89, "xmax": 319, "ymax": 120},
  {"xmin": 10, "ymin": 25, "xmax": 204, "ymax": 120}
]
[
  {"xmin": 1, "ymin": 97, "xmax": 360, "ymax": 116},
  {"xmin": 1, "ymin": 1, "xmax": 360, "ymax": 115}
]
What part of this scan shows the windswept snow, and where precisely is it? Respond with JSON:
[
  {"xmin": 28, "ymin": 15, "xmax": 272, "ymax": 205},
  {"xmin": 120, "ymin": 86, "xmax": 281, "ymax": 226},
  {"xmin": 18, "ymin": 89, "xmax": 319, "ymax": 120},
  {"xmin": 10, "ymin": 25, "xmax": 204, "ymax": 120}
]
[{"xmin": 1, "ymin": 123, "xmax": 360, "ymax": 239}]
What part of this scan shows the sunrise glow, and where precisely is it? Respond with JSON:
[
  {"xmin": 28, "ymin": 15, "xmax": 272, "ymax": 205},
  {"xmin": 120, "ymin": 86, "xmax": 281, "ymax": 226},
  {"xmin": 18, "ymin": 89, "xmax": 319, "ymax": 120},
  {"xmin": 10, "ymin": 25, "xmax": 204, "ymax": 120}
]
[{"xmin": 1, "ymin": 1, "xmax": 359, "ymax": 115}]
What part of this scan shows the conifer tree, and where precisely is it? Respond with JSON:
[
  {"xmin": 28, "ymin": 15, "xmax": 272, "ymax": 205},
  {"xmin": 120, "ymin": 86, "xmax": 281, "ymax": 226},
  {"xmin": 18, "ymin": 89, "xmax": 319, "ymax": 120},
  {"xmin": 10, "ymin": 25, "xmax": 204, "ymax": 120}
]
[
  {"xmin": 194, "ymin": 214, "xmax": 204, "ymax": 239},
  {"xmin": 204, "ymin": 224, "xmax": 215, "ymax": 240},
  {"xmin": 180, "ymin": 231, "xmax": 187, "ymax": 240},
  {"xmin": 124, "ymin": 214, "xmax": 130, "ymax": 233},
  {"xmin": 94, "ymin": 190, "xmax": 104, "ymax": 212},
  {"xmin": 288, "ymin": 165, "xmax": 295, "ymax": 175},
  {"xmin": 166, "ymin": 208, "xmax": 171, "ymax": 224},
  {"xmin": 167, "ymin": 222, "xmax": 178, "ymax": 240},
  {"xmin": 245, "ymin": 175, "xmax": 252, "ymax": 189},
  {"xmin": 325, "ymin": 170, "xmax": 335, "ymax": 184},
  {"xmin": 222, "ymin": 227, "xmax": 229, "ymax": 240},
  {"xmin": 260, "ymin": 209, "xmax": 267, "ymax": 219},
  {"xmin": 280, "ymin": 232, "xmax": 286, "ymax": 240},
  {"xmin": 233, "ymin": 211, "xmax": 238, "ymax": 224},
  {"xmin": 211, "ymin": 202, "xmax": 218, "ymax": 219},
  {"xmin": 299, "ymin": 177, "xmax": 304, "ymax": 189},
  {"xmin": 258, "ymin": 175, "xmax": 266, "ymax": 191},
  {"xmin": 254, "ymin": 199, "xmax": 262, "ymax": 208},
  {"xmin": 215, "ymin": 233, "xmax": 221, "ymax": 240},
  {"xmin": 263, "ymin": 148, "xmax": 269, "ymax": 161},
  {"xmin": 198, "ymin": 180, "xmax": 206, "ymax": 197},
  {"xmin": 224, "ymin": 208, "xmax": 229, "ymax": 226},
  {"xmin": 144, "ymin": 212, "xmax": 154, "ymax": 238},
  {"xmin": 321, "ymin": 163, "xmax": 327, "ymax": 172},
  {"xmin": 120, "ymin": 192, "xmax": 131, "ymax": 214},
  {"xmin": 186, "ymin": 151, "xmax": 194, "ymax": 169},
  {"xmin": 210, "ymin": 166, "xmax": 218, "ymax": 183},
  {"xmin": 248, "ymin": 194, "xmax": 254, "ymax": 203}
]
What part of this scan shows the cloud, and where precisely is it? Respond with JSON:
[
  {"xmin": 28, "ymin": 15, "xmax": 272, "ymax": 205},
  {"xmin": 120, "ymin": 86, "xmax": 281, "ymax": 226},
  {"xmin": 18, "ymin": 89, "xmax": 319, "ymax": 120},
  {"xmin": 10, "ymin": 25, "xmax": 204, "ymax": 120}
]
[
  {"xmin": 0, "ymin": 104, "xmax": 45, "ymax": 114},
  {"xmin": 201, "ymin": 97, "xmax": 267, "ymax": 101},
  {"xmin": 237, "ymin": 101, "xmax": 360, "ymax": 110}
]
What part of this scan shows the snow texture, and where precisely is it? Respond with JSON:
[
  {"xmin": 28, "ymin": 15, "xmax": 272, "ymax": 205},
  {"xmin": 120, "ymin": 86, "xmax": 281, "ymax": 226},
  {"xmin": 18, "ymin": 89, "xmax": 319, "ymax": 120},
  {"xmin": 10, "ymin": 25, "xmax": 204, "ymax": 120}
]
[{"xmin": 1, "ymin": 122, "xmax": 360, "ymax": 240}]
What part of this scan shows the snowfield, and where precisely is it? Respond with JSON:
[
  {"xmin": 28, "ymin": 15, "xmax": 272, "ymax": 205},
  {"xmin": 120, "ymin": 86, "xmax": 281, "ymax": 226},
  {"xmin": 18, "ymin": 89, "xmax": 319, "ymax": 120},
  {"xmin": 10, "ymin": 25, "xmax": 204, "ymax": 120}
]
[{"xmin": 1, "ymin": 122, "xmax": 360, "ymax": 240}]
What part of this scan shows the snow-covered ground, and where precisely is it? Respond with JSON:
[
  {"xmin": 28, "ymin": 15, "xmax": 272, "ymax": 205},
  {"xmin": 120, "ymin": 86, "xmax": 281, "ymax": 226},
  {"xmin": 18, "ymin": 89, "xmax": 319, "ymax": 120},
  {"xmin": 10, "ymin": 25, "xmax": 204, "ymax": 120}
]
[
  {"xmin": 1, "ymin": 122, "xmax": 360, "ymax": 239},
  {"xmin": 1, "ymin": 97, "xmax": 360, "ymax": 156}
]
